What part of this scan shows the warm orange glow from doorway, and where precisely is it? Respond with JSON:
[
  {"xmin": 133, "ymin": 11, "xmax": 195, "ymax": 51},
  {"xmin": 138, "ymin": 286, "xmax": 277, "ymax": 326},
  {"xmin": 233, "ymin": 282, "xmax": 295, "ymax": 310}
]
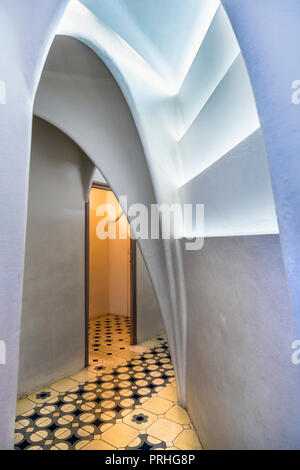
[{"xmin": 89, "ymin": 187, "xmax": 131, "ymax": 319}]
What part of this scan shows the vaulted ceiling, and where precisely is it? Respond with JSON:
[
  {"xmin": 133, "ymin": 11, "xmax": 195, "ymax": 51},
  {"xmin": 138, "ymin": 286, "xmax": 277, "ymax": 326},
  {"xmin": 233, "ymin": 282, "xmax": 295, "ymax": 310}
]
[{"xmin": 50, "ymin": 0, "xmax": 277, "ymax": 236}]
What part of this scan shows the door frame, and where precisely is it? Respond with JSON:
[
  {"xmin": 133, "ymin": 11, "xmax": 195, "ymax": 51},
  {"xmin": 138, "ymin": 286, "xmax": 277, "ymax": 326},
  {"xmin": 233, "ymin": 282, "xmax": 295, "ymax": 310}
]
[{"xmin": 84, "ymin": 182, "xmax": 137, "ymax": 366}]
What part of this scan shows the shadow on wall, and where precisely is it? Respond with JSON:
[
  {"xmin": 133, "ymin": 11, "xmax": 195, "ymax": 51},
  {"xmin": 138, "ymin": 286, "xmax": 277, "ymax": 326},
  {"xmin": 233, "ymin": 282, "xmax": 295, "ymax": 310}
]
[
  {"xmin": 19, "ymin": 117, "xmax": 87, "ymax": 396},
  {"xmin": 18, "ymin": 117, "xmax": 164, "ymax": 397},
  {"xmin": 183, "ymin": 235, "xmax": 300, "ymax": 450},
  {"xmin": 136, "ymin": 244, "xmax": 164, "ymax": 343}
]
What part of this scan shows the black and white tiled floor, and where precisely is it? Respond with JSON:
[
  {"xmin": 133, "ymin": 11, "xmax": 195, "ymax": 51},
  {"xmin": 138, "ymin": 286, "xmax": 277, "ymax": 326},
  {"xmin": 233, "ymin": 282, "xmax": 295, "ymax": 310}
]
[
  {"xmin": 88, "ymin": 314, "xmax": 132, "ymax": 365},
  {"xmin": 15, "ymin": 314, "xmax": 201, "ymax": 450}
]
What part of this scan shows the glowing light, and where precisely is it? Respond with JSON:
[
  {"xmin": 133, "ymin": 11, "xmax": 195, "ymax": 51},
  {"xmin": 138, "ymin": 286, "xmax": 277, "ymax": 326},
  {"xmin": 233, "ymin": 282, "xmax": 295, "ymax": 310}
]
[
  {"xmin": 172, "ymin": 0, "xmax": 220, "ymax": 93},
  {"xmin": 57, "ymin": 0, "xmax": 177, "ymax": 96}
]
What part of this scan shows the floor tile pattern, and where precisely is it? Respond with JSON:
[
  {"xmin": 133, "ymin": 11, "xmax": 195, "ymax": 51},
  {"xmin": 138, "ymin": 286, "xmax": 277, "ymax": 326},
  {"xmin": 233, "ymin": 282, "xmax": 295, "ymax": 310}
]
[
  {"xmin": 89, "ymin": 315, "xmax": 131, "ymax": 365},
  {"xmin": 15, "ymin": 314, "xmax": 201, "ymax": 451}
]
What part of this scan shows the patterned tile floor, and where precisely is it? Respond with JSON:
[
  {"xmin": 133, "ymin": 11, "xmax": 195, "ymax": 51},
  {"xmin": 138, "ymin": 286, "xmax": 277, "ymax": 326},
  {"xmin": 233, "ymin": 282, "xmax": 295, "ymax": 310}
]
[{"xmin": 15, "ymin": 314, "xmax": 202, "ymax": 450}]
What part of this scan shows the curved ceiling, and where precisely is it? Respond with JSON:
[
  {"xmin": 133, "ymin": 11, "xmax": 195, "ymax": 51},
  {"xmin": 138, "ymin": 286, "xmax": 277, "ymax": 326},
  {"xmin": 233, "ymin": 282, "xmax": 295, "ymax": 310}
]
[
  {"xmin": 80, "ymin": 0, "xmax": 220, "ymax": 89},
  {"xmin": 54, "ymin": 0, "xmax": 277, "ymax": 236}
]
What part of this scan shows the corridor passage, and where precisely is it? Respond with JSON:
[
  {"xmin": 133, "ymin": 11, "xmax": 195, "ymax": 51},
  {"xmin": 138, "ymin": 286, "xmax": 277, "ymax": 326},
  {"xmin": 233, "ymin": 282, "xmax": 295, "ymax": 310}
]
[{"xmin": 15, "ymin": 315, "xmax": 201, "ymax": 450}]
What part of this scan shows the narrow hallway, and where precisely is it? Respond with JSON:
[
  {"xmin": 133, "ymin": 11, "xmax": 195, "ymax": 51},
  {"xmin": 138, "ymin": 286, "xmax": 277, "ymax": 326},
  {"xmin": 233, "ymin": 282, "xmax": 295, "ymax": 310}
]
[
  {"xmin": 15, "ymin": 315, "xmax": 201, "ymax": 450},
  {"xmin": 1, "ymin": 0, "xmax": 300, "ymax": 452}
]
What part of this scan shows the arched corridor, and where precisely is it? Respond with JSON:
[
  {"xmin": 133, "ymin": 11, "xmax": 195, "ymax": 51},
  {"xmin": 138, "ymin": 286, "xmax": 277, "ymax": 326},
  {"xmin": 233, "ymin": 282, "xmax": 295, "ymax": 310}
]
[{"xmin": 1, "ymin": 0, "xmax": 300, "ymax": 451}]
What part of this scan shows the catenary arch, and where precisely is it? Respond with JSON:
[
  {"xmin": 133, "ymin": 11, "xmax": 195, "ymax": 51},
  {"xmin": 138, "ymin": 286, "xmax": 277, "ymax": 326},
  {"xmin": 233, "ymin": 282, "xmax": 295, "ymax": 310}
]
[
  {"xmin": 33, "ymin": 34, "xmax": 185, "ymax": 403},
  {"xmin": 38, "ymin": 0, "xmax": 280, "ymax": 412}
]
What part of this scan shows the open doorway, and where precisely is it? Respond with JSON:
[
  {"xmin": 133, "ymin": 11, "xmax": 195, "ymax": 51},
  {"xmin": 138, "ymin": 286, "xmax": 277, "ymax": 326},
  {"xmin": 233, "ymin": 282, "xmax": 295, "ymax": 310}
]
[{"xmin": 85, "ymin": 183, "xmax": 137, "ymax": 367}]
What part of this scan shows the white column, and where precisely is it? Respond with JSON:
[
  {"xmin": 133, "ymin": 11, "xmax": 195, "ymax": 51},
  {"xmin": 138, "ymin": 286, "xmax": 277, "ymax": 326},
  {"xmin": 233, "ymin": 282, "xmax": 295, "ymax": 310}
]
[{"xmin": 0, "ymin": 0, "xmax": 69, "ymax": 449}]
